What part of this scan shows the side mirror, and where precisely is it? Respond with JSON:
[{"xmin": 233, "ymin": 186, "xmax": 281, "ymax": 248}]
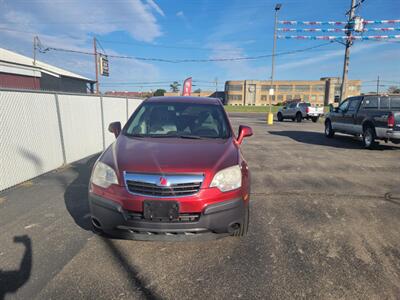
[
  {"xmin": 237, "ymin": 125, "xmax": 253, "ymax": 144},
  {"xmin": 108, "ymin": 121, "xmax": 121, "ymax": 138}
]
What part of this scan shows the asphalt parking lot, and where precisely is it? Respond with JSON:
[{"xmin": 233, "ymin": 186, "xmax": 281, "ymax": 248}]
[{"xmin": 1, "ymin": 112, "xmax": 400, "ymax": 299}]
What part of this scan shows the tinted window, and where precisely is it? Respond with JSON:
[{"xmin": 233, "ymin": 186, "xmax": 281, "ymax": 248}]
[
  {"xmin": 289, "ymin": 102, "xmax": 297, "ymax": 108},
  {"xmin": 347, "ymin": 99, "xmax": 361, "ymax": 112},
  {"xmin": 124, "ymin": 102, "xmax": 230, "ymax": 139},
  {"xmin": 299, "ymin": 103, "xmax": 311, "ymax": 108},
  {"xmin": 362, "ymin": 97, "xmax": 378, "ymax": 109},
  {"xmin": 391, "ymin": 96, "xmax": 400, "ymax": 109},
  {"xmin": 338, "ymin": 100, "xmax": 349, "ymax": 111},
  {"xmin": 380, "ymin": 97, "xmax": 390, "ymax": 109}
]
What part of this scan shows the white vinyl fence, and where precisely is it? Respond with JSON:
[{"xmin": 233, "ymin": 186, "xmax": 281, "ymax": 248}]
[{"xmin": 0, "ymin": 89, "xmax": 142, "ymax": 191}]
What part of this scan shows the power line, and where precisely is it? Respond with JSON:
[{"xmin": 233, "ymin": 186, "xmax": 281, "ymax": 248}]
[{"xmin": 41, "ymin": 42, "xmax": 334, "ymax": 63}]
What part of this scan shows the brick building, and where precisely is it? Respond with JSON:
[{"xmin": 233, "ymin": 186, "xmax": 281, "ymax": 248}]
[{"xmin": 225, "ymin": 77, "xmax": 361, "ymax": 106}]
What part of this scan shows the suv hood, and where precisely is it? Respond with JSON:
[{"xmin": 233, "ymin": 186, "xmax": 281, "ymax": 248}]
[{"xmin": 102, "ymin": 135, "xmax": 239, "ymax": 178}]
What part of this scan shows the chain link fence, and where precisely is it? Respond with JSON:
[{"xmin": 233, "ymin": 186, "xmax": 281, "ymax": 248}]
[{"xmin": 0, "ymin": 89, "xmax": 142, "ymax": 192}]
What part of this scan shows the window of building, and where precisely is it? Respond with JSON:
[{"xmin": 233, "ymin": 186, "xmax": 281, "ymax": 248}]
[
  {"xmin": 348, "ymin": 85, "xmax": 358, "ymax": 91},
  {"xmin": 270, "ymin": 95, "xmax": 276, "ymax": 102},
  {"xmin": 311, "ymin": 85, "xmax": 325, "ymax": 92},
  {"xmin": 277, "ymin": 95, "xmax": 283, "ymax": 102},
  {"xmin": 278, "ymin": 85, "xmax": 293, "ymax": 92},
  {"xmin": 317, "ymin": 95, "xmax": 324, "ymax": 102},
  {"xmin": 226, "ymin": 84, "xmax": 243, "ymax": 92},
  {"xmin": 261, "ymin": 95, "xmax": 267, "ymax": 101},
  {"xmin": 286, "ymin": 95, "xmax": 293, "ymax": 101},
  {"xmin": 261, "ymin": 85, "xmax": 276, "ymax": 91},
  {"xmin": 310, "ymin": 95, "xmax": 316, "ymax": 101},
  {"xmin": 294, "ymin": 94, "xmax": 301, "ymax": 100},
  {"xmin": 228, "ymin": 95, "xmax": 242, "ymax": 101},
  {"xmin": 303, "ymin": 95, "xmax": 309, "ymax": 101},
  {"xmin": 294, "ymin": 85, "xmax": 310, "ymax": 92}
]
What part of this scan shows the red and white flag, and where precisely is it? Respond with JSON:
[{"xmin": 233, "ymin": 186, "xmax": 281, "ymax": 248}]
[{"xmin": 182, "ymin": 77, "xmax": 192, "ymax": 96}]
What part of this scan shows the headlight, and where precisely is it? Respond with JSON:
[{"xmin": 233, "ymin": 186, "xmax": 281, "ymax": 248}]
[
  {"xmin": 91, "ymin": 161, "xmax": 118, "ymax": 188},
  {"xmin": 210, "ymin": 165, "xmax": 242, "ymax": 192}
]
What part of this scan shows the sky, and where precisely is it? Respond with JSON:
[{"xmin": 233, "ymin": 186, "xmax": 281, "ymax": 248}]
[{"xmin": 0, "ymin": 0, "xmax": 399, "ymax": 93}]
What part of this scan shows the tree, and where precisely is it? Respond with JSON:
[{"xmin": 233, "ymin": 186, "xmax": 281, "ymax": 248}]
[
  {"xmin": 154, "ymin": 89, "xmax": 166, "ymax": 96},
  {"xmin": 170, "ymin": 81, "xmax": 181, "ymax": 92},
  {"xmin": 387, "ymin": 86, "xmax": 400, "ymax": 94},
  {"xmin": 194, "ymin": 88, "xmax": 201, "ymax": 93}
]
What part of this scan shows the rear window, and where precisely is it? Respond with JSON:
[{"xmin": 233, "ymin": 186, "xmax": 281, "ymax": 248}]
[
  {"xmin": 391, "ymin": 96, "xmax": 400, "ymax": 109},
  {"xmin": 380, "ymin": 97, "xmax": 390, "ymax": 109},
  {"xmin": 362, "ymin": 97, "xmax": 378, "ymax": 109},
  {"xmin": 299, "ymin": 103, "xmax": 310, "ymax": 108}
]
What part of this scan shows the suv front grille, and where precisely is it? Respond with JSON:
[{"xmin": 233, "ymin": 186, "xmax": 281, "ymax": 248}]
[
  {"xmin": 124, "ymin": 172, "xmax": 204, "ymax": 197},
  {"xmin": 126, "ymin": 181, "xmax": 201, "ymax": 196}
]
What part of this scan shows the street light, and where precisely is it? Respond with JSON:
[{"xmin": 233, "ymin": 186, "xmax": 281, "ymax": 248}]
[{"xmin": 267, "ymin": 3, "xmax": 282, "ymax": 125}]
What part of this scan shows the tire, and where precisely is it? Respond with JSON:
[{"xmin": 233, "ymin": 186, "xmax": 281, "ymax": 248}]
[
  {"xmin": 312, "ymin": 116, "xmax": 319, "ymax": 123},
  {"xmin": 233, "ymin": 205, "xmax": 249, "ymax": 237},
  {"xmin": 277, "ymin": 112, "xmax": 283, "ymax": 122},
  {"xmin": 363, "ymin": 126, "xmax": 378, "ymax": 149},
  {"xmin": 296, "ymin": 112, "xmax": 302, "ymax": 123},
  {"xmin": 291, "ymin": 117, "xmax": 295, "ymax": 122},
  {"xmin": 325, "ymin": 120, "xmax": 335, "ymax": 138}
]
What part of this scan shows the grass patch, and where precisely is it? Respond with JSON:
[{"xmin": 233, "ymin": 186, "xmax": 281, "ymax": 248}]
[{"xmin": 224, "ymin": 105, "xmax": 281, "ymax": 113}]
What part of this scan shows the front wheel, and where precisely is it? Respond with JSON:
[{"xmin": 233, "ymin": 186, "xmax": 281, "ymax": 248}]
[
  {"xmin": 312, "ymin": 116, "xmax": 319, "ymax": 123},
  {"xmin": 325, "ymin": 120, "xmax": 335, "ymax": 138},
  {"xmin": 233, "ymin": 205, "xmax": 249, "ymax": 237},
  {"xmin": 363, "ymin": 126, "xmax": 378, "ymax": 149},
  {"xmin": 277, "ymin": 112, "xmax": 283, "ymax": 122}
]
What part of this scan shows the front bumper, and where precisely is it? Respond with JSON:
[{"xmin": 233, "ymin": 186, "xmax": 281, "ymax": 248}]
[{"xmin": 89, "ymin": 193, "xmax": 247, "ymax": 240}]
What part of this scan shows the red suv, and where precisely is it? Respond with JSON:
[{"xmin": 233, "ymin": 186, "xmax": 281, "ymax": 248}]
[{"xmin": 89, "ymin": 96, "xmax": 252, "ymax": 240}]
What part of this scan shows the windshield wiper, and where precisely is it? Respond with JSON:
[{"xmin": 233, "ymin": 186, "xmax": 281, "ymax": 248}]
[
  {"xmin": 127, "ymin": 133, "xmax": 145, "ymax": 138},
  {"xmin": 177, "ymin": 135, "xmax": 202, "ymax": 139}
]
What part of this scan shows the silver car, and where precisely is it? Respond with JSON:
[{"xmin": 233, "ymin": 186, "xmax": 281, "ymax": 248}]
[{"xmin": 277, "ymin": 102, "xmax": 324, "ymax": 123}]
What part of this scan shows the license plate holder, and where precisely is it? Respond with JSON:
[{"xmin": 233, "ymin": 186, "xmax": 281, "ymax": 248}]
[{"xmin": 143, "ymin": 200, "xmax": 179, "ymax": 221}]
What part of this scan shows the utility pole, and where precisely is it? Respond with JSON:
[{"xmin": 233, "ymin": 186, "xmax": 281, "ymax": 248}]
[
  {"xmin": 215, "ymin": 77, "xmax": 218, "ymax": 96},
  {"xmin": 268, "ymin": 3, "xmax": 281, "ymax": 125},
  {"xmin": 93, "ymin": 37, "xmax": 99, "ymax": 94},
  {"xmin": 33, "ymin": 36, "xmax": 38, "ymax": 65},
  {"xmin": 376, "ymin": 75, "xmax": 380, "ymax": 95},
  {"xmin": 339, "ymin": 0, "xmax": 356, "ymax": 102}
]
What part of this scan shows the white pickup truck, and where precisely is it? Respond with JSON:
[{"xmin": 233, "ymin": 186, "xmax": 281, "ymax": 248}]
[{"xmin": 277, "ymin": 102, "xmax": 324, "ymax": 123}]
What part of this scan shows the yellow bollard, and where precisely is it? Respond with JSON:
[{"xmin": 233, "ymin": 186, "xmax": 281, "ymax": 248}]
[{"xmin": 267, "ymin": 112, "xmax": 274, "ymax": 125}]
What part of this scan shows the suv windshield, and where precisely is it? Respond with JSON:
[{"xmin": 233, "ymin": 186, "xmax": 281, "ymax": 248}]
[{"xmin": 124, "ymin": 102, "xmax": 230, "ymax": 139}]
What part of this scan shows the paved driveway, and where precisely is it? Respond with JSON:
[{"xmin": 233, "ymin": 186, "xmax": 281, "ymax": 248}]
[{"xmin": 1, "ymin": 113, "xmax": 399, "ymax": 299}]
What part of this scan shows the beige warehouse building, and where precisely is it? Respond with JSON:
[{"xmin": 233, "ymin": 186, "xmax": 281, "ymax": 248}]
[{"xmin": 225, "ymin": 77, "xmax": 361, "ymax": 106}]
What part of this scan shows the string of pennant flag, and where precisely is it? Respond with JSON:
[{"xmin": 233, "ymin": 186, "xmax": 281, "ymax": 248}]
[
  {"xmin": 278, "ymin": 28, "xmax": 400, "ymax": 32},
  {"xmin": 278, "ymin": 19, "xmax": 400, "ymax": 41},
  {"xmin": 278, "ymin": 35, "xmax": 400, "ymax": 40},
  {"xmin": 279, "ymin": 20, "xmax": 400, "ymax": 25}
]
